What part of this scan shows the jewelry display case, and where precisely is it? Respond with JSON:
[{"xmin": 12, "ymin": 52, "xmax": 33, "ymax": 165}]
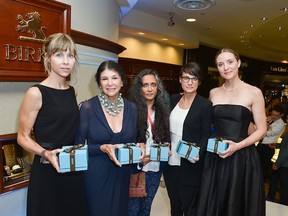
[{"xmin": 0, "ymin": 133, "xmax": 34, "ymax": 194}]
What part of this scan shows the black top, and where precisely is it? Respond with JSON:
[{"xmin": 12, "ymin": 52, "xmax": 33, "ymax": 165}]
[
  {"xmin": 213, "ymin": 104, "xmax": 252, "ymax": 140},
  {"xmin": 170, "ymin": 94, "xmax": 212, "ymax": 185},
  {"xmin": 33, "ymin": 84, "xmax": 79, "ymax": 147}
]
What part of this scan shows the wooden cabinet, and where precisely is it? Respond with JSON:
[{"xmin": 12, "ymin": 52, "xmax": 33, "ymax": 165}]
[{"xmin": 0, "ymin": 133, "xmax": 34, "ymax": 194}]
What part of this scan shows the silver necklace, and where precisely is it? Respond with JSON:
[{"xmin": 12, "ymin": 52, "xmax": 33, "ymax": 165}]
[
  {"xmin": 222, "ymin": 81, "xmax": 243, "ymax": 92},
  {"xmin": 99, "ymin": 92, "xmax": 124, "ymax": 116}
]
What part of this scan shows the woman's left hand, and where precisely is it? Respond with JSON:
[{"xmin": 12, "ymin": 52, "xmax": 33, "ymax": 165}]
[
  {"xmin": 189, "ymin": 148, "xmax": 200, "ymax": 163},
  {"xmin": 137, "ymin": 143, "xmax": 148, "ymax": 164}
]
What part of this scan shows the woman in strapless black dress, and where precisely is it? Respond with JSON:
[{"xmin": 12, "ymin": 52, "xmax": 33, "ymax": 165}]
[{"xmin": 196, "ymin": 48, "xmax": 267, "ymax": 216}]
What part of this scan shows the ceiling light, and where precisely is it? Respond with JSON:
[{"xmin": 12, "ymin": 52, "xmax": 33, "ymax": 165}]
[
  {"xmin": 137, "ymin": 32, "xmax": 145, "ymax": 35},
  {"xmin": 260, "ymin": 16, "xmax": 267, "ymax": 21},
  {"xmin": 186, "ymin": 18, "xmax": 196, "ymax": 22},
  {"xmin": 173, "ymin": 0, "xmax": 215, "ymax": 10}
]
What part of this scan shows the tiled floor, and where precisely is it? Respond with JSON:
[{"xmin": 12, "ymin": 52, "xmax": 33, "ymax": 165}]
[{"xmin": 151, "ymin": 183, "xmax": 288, "ymax": 216}]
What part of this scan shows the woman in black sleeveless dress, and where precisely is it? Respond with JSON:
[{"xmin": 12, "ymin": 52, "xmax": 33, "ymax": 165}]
[{"xmin": 17, "ymin": 33, "xmax": 88, "ymax": 216}]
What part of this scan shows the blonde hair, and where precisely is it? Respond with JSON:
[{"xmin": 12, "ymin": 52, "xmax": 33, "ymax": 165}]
[{"xmin": 42, "ymin": 33, "xmax": 78, "ymax": 73}]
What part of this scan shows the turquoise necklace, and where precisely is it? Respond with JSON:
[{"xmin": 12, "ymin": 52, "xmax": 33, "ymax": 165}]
[{"xmin": 99, "ymin": 92, "xmax": 124, "ymax": 116}]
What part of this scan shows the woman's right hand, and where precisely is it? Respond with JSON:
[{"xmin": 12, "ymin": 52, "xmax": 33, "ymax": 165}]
[
  {"xmin": 100, "ymin": 144, "xmax": 121, "ymax": 167},
  {"xmin": 43, "ymin": 148, "xmax": 63, "ymax": 173}
]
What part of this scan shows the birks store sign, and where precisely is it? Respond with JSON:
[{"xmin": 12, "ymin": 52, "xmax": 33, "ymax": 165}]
[{"xmin": 0, "ymin": 0, "xmax": 71, "ymax": 81}]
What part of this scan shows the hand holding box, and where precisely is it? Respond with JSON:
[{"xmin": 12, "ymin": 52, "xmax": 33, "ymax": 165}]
[
  {"xmin": 59, "ymin": 144, "xmax": 88, "ymax": 173},
  {"xmin": 176, "ymin": 140, "xmax": 199, "ymax": 160},
  {"xmin": 150, "ymin": 143, "xmax": 169, "ymax": 161},
  {"xmin": 116, "ymin": 143, "xmax": 141, "ymax": 165},
  {"xmin": 207, "ymin": 138, "xmax": 228, "ymax": 154}
]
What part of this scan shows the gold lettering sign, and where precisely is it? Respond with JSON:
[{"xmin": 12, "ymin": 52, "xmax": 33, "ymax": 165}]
[
  {"xmin": 5, "ymin": 44, "xmax": 42, "ymax": 63},
  {"xmin": 0, "ymin": 0, "xmax": 71, "ymax": 81},
  {"xmin": 16, "ymin": 11, "xmax": 46, "ymax": 43}
]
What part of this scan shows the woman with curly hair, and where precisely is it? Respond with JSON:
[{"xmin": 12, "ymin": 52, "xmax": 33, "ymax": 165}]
[{"xmin": 128, "ymin": 69, "xmax": 170, "ymax": 216}]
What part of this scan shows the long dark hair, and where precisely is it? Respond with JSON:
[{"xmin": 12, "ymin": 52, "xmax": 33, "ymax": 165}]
[{"xmin": 129, "ymin": 69, "xmax": 170, "ymax": 143}]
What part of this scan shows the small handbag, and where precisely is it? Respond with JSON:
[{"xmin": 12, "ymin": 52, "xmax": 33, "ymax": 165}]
[{"xmin": 129, "ymin": 172, "xmax": 147, "ymax": 198}]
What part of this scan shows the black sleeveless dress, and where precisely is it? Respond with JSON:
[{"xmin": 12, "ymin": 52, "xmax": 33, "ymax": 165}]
[
  {"xmin": 27, "ymin": 85, "xmax": 88, "ymax": 216},
  {"xmin": 197, "ymin": 105, "xmax": 265, "ymax": 216}
]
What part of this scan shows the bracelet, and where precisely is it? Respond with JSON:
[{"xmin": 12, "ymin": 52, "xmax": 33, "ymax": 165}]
[{"xmin": 41, "ymin": 149, "xmax": 48, "ymax": 161}]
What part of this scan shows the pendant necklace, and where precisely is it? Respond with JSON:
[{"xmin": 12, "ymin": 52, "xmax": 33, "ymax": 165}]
[
  {"xmin": 222, "ymin": 81, "xmax": 243, "ymax": 92},
  {"xmin": 99, "ymin": 92, "xmax": 124, "ymax": 116}
]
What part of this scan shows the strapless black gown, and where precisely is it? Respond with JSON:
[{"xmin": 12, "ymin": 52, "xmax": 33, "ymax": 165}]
[{"xmin": 197, "ymin": 105, "xmax": 265, "ymax": 216}]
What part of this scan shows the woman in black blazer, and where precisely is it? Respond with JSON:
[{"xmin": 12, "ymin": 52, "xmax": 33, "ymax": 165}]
[{"xmin": 163, "ymin": 62, "xmax": 212, "ymax": 216}]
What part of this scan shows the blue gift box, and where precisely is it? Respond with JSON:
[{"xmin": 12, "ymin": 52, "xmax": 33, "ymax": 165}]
[
  {"xmin": 150, "ymin": 144, "xmax": 169, "ymax": 161},
  {"xmin": 59, "ymin": 144, "xmax": 88, "ymax": 173},
  {"xmin": 115, "ymin": 143, "xmax": 141, "ymax": 165},
  {"xmin": 207, "ymin": 138, "xmax": 228, "ymax": 154},
  {"xmin": 176, "ymin": 140, "xmax": 199, "ymax": 160}
]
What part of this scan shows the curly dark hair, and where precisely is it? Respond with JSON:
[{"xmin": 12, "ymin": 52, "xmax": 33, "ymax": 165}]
[{"xmin": 129, "ymin": 69, "xmax": 170, "ymax": 143}]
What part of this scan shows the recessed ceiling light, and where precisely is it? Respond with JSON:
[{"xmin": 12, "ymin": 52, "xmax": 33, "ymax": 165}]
[
  {"xmin": 161, "ymin": 38, "xmax": 168, "ymax": 41},
  {"xmin": 281, "ymin": 7, "xmax": 288, "ymax": 12},
  {"xmin": 137, "ymin": 32, "xmax": 145, "ymax": 35},
  {"xmin": 178, "ymin": 43, "xmax": 184, "ymax": 46},
  {"xmin": 250, "ymin": 24, "xmax": 254, "ymax": 28},
  {"xmin": 260, "ymin": 17, "xmax": 267, "ymax": 21},
  {"xmin": 278, "ymin": 27, "xmax": 282, "ymax": 30},
  {"xmin": 186, "ymin": 18, "xmax": 196, "ymax": 22}
]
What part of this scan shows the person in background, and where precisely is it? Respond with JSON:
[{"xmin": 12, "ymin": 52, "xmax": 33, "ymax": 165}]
[
  {"xmin": 265, "ymin": 95, "xmax": 281, "ymax": 116},
  {"xmin": 257, "ymin": 105, "xmax": 285, "ymax": 181},
  {"xmin": 271, "ymin": 131, "xmax": 288, "ymax": 205},
  {"xmin": 280, "ymin": 95, "xmax": 288, "ymax": 123},
  {"xmin": 128, "ymin": 69, "xmax": 170, "ymax": 216},
  {"xmin": 17, "ymin": 33, "xmax": 88, "ymax": 216},
  {"xmin": 163, "ymin": 62, "xmax": 212, "ymax": 216},
  {"xmin": 75, "ymin": 60, "xmax": 139, "ymax": 216},
  {"xmin": 197, "ymin": 47, "xmax": 267, "ymax": 216}
]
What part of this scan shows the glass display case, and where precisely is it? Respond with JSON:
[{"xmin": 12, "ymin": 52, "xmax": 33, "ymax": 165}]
[{"xmin": 0, "ymin": 133, "xmax": 34, "ymax": 194}]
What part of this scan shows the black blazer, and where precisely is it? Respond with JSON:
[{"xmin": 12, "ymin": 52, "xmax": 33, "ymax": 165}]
[{"xmin": 170, "ymin": 94, "xmax": 212, "ymax": 185}]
